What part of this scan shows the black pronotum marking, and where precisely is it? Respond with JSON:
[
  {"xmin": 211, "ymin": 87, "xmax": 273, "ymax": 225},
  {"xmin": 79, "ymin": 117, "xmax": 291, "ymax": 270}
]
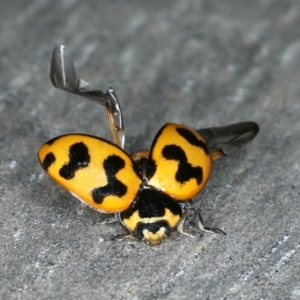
[
  {"xmin": 92, "ymin": 155, "xmax": 127, "ymax": 204},
  {"xmin": 42, "ymin": 152, "xmax": 56, "ymax": 170},
  {"xmin": 162, "ymin": 144, "xmax": 203, "ymax": 184},
  {"xmin": 176, "ymin": 127, "xmax": 209, "ymax": 155},
  {"xmin": 121, "ymin": 187, "xmax": 182, "ymax": 220},
  {"xmin": 59, "ymin": 142, "xmax": 90, "ymax": 179},
  {"xmin": 120, "ymin": 187, "xmax": 182, "ymax": 239}
]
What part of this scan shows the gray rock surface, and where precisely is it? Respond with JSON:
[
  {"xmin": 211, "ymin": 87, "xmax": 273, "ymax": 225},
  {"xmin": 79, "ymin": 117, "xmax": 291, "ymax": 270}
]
[{"xmin": 1, "ymin": 1, "xmax": 300, "ymax": 299}]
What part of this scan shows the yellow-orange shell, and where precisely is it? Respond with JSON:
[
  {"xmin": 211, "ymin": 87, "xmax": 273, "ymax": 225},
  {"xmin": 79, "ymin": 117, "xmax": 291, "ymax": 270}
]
[
  {"xmin": 38, "ymin": 134, "xmax": 142, "ymax": 213},
  {"xmin": 148, "ymin": 123, "xmax": 212, "ymax": 200}
]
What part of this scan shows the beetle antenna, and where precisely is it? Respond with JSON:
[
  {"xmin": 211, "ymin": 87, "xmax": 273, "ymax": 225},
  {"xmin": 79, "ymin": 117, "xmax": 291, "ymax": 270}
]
[{"xmin": 49, "ymin": 45, "xmax": 125, "ymax": 149}]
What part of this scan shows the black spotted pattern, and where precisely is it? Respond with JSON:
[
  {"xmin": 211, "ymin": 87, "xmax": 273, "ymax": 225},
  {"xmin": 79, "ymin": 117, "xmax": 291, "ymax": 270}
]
[
  {"xmin": 59, "ymin": 142, "xmax": 90, "ymax": 179},
  {"xmin": 42, "ymin": 152, "xmax": 56, "ymax": 170},
  {"xmin": 162, "ymin": 144, "xmax": 202, "ymax": 184},
  {"xmin": 176, "ymin": 127, "xmax": 208, "ymax": 155},
  {"xmin": 92, "ymin": 155, "xmax": 127, "ymax": 204}
]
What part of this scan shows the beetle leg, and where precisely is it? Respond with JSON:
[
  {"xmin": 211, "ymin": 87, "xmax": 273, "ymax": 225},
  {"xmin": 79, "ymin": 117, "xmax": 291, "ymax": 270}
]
[
  {"xmin": 177, "ymin": 208, "xmax": 196, "ymax": 238},
  {"xmin": 112, "ymin": 231, "xmax": 133, "ymax": 241},
  {"xmin": 190, "ymin": 207, "xmax": 226, "ymax": 235},
  {"xmin": 100, "ymin": 217, "xmax": 118, "ymax": 224}
]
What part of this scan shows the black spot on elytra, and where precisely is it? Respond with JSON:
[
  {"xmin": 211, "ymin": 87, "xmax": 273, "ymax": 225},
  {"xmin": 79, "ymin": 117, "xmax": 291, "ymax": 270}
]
[
  {"xmin": 162, "ymin": 144, "xmax": 203, "ymax": 184},
  {"xmin": 42, "ymin": 152, "xmax": 56, "ymax": 170},
  {"xmin": 176, "ymin": 127, "xmax": 208, "ymax": 155},
  {"xmin": 92, "ymin": 155, "xmax": 127, "ymax": 204},
  {"xmin": 59, "ymin": 142, "xmax": 90, "ymax": 179}
]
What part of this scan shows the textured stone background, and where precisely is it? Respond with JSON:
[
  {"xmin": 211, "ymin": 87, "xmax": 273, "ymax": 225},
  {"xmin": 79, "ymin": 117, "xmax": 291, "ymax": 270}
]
[{"xmin": 1, "ymin": 1, "xmax": 300, "ymax": 299}]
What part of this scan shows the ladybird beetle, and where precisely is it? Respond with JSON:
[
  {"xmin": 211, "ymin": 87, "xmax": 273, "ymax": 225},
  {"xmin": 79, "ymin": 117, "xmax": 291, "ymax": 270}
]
[{"xmin": 38, "ymin": 46, "xmax": 259, "ymax": 246}]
